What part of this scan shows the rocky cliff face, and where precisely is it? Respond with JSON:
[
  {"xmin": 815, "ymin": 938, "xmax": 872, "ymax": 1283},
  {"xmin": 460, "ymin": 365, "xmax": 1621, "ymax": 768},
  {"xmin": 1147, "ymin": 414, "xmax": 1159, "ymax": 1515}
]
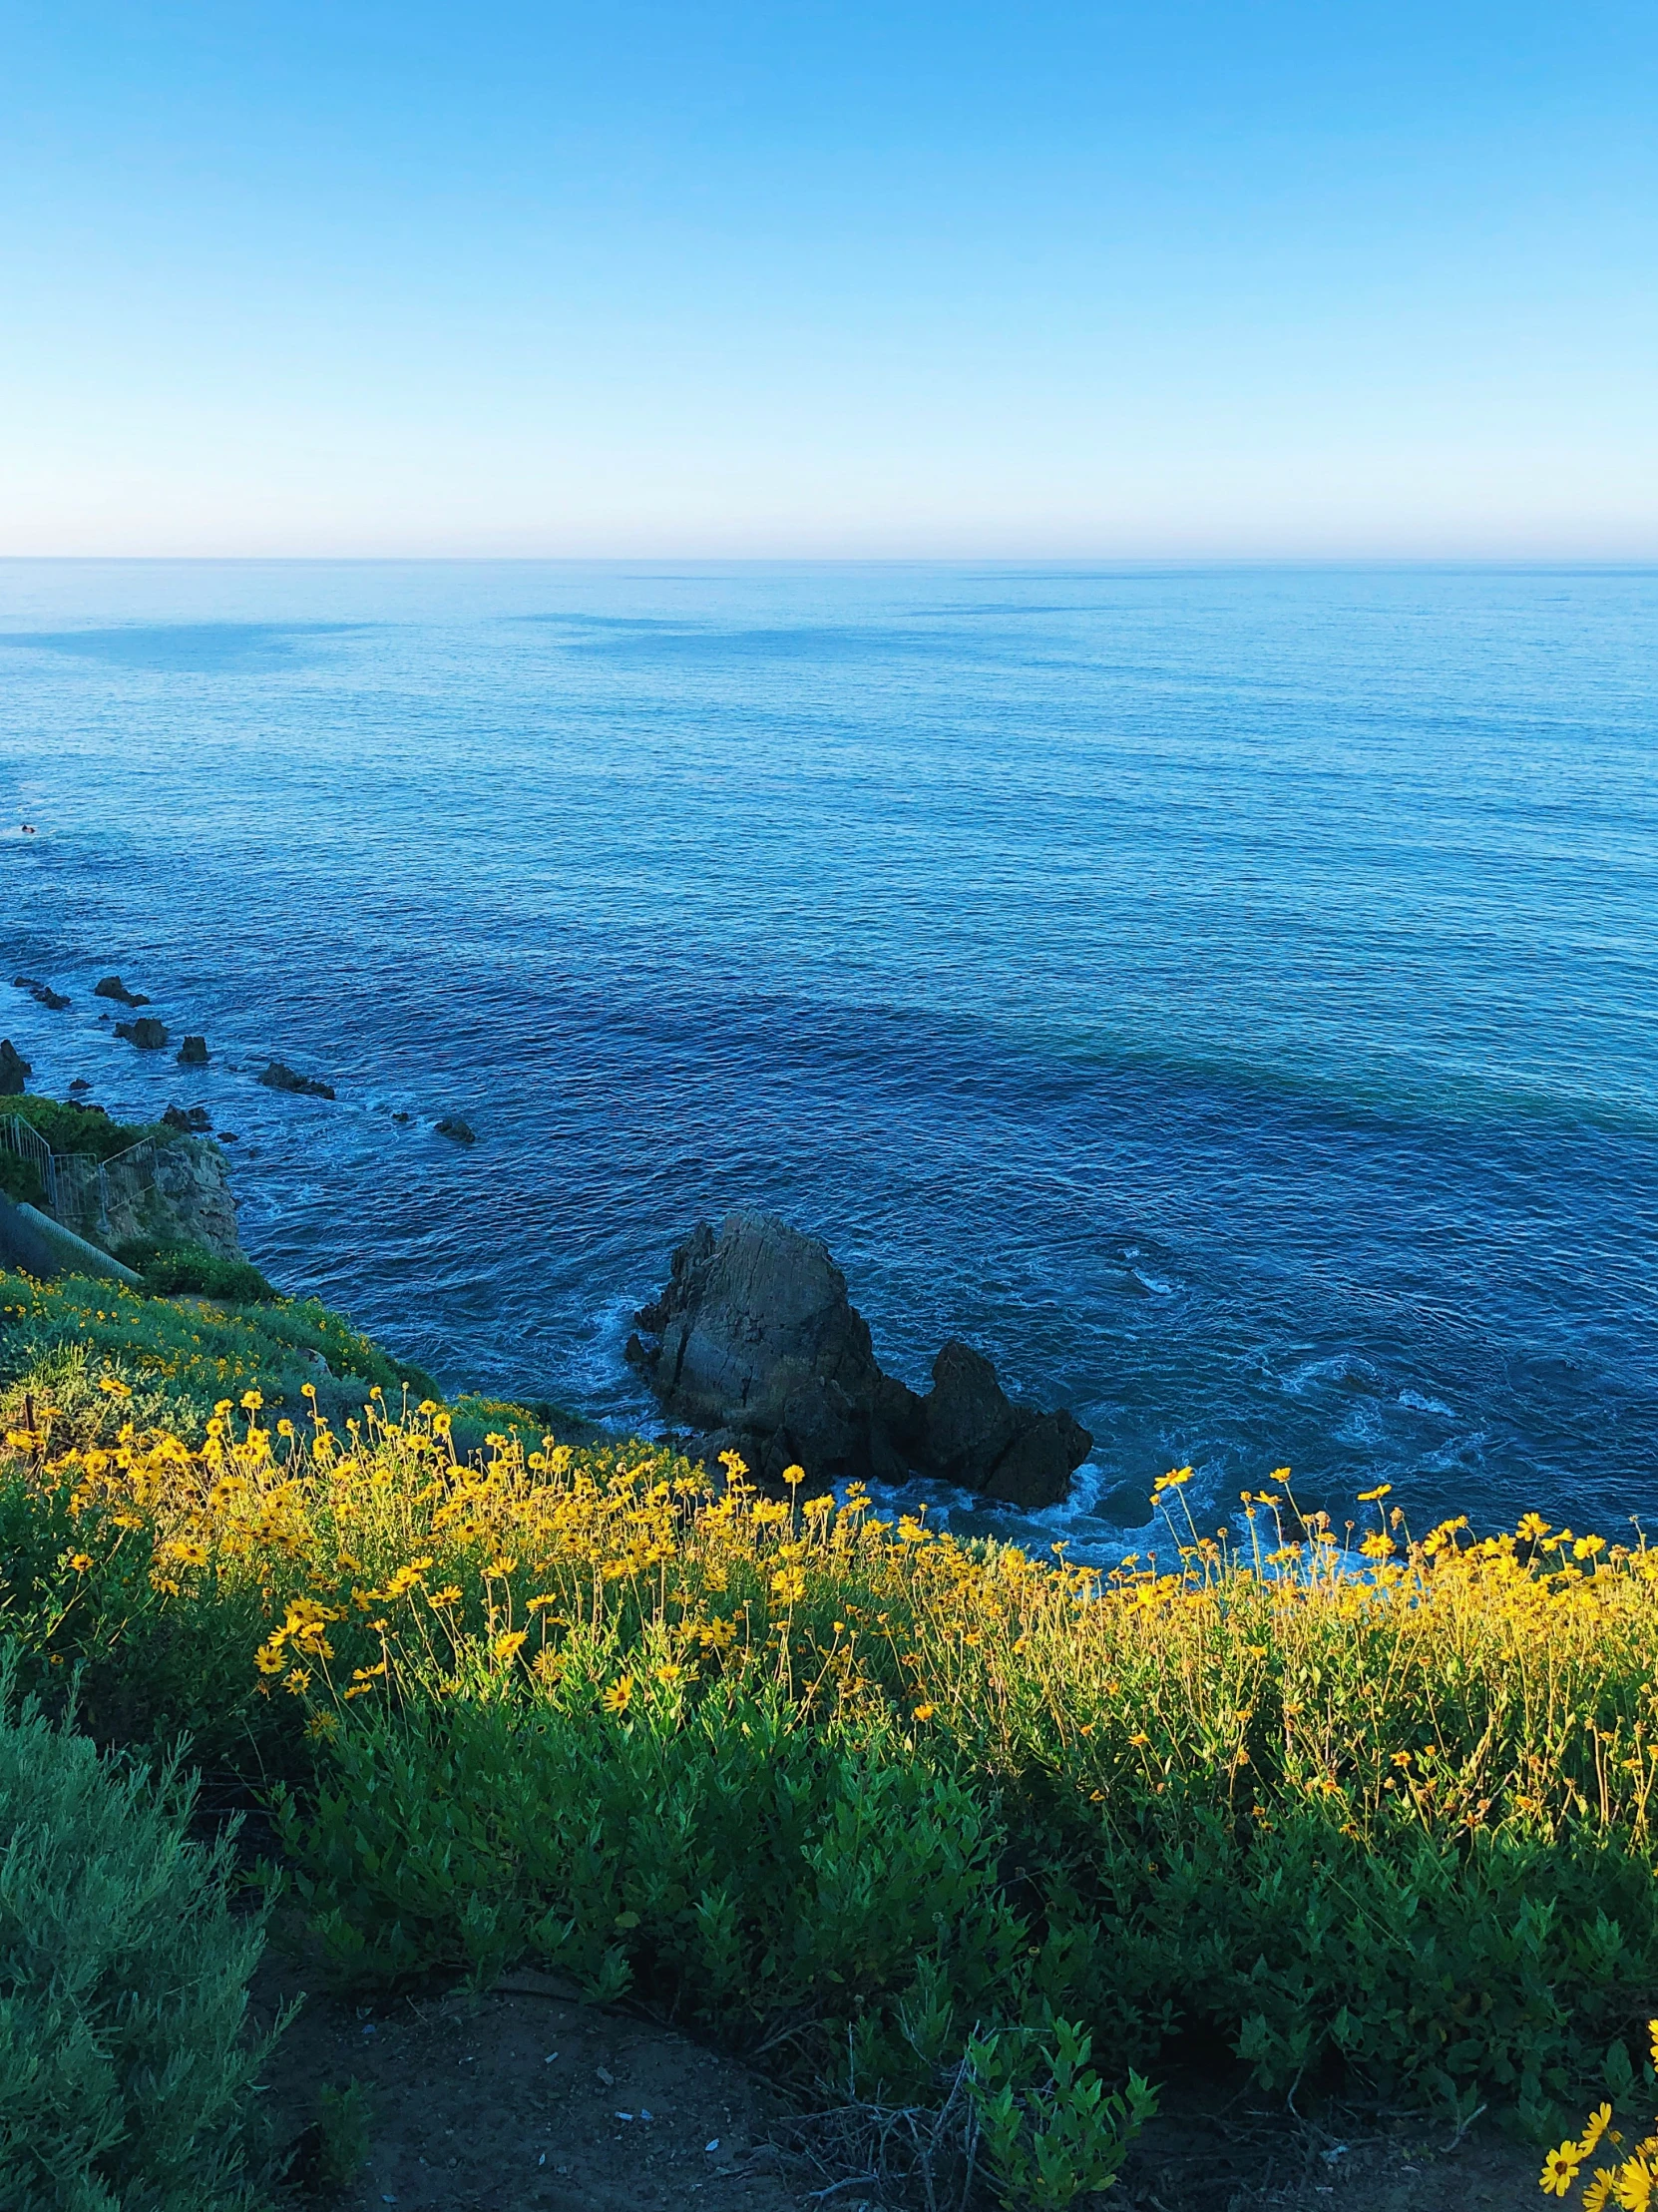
[
  {"xmin": 101, "ymin": 1135, "xmax": 242, "ymax": 1258},
  {"xmin": 627, "ymin": 1211, "xmax": 1092, "ymax": 1509}
]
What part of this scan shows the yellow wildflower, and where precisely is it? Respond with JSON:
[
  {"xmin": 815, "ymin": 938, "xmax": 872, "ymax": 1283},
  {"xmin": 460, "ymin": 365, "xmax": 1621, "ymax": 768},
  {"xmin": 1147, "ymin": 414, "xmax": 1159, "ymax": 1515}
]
[{"xmin": 1539, "ymin": 2142, "xmax": 1581, "ymax": 2198}]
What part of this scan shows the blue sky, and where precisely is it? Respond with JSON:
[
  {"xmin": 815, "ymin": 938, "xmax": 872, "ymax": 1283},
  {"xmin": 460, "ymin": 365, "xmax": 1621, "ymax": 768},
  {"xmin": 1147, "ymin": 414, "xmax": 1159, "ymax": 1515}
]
[{"xmin": 2, "ymin": 1, "xmax": 1654, "ymax": 556}]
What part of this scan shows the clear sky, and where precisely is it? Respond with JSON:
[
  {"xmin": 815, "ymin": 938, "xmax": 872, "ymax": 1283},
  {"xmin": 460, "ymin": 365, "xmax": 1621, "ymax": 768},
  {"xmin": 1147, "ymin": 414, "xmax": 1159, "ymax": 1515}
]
[{"xmin": 2, "ymin": 1, "xmax": 1654, "ymax": 558}]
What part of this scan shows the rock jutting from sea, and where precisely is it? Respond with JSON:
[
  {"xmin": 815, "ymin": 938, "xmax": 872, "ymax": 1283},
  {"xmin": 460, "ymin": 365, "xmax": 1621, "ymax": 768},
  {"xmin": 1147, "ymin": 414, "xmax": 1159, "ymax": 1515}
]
[{"xmin": 626, "ymin": 1211, "xmax": 1093, "ymax": 1509}]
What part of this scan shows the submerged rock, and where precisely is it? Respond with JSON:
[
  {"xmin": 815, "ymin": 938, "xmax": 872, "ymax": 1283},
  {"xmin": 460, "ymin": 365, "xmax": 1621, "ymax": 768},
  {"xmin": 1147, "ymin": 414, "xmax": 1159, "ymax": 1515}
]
[
  {"xmin": 435, "ymin": 1115, "xmax": 476, "ymax": 1144},
  {"xmin": 93, "ymin": 976, "xmax": 150, "ymax": 1007},
  {"xmin": 12, "ymin": 977, "xmax": 69, "ymax": 1010},
  {"xmin": 0, "ymin": 1039, "xmax": 30, "ymax": 1095},
  {"xmin": 176, "ymin": 1035, "xmax": 209, "ymax": 1066},
  {"xmin": 256, "ymin": 1060, "xmax": 335, "ymax": 1100},
  {"xmin": 629, "ymin": 1212, "xmax": 1093, "ymax": 1506},
  {"xmin": 115, "ymin": 1017, "xmax": 169, "ymax": 1050},
  {"xmin": 1097, "ymin": 1480, "xmax": 1155, "ymax": 1529}
]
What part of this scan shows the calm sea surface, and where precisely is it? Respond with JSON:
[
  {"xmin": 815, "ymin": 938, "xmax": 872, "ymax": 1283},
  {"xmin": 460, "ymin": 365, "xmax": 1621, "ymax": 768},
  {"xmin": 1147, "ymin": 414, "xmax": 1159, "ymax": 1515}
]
[{"xmin": 2, "ymin": 560, "xmax": 1654, "ymax": 1552}]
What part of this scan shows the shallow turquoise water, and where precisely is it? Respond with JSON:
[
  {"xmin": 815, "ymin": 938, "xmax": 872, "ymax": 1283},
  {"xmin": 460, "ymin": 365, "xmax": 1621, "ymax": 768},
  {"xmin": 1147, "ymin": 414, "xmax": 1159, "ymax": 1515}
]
[{"xmin": 1, "ymin": 560, "xmax": 1654, "ymax": 1550}]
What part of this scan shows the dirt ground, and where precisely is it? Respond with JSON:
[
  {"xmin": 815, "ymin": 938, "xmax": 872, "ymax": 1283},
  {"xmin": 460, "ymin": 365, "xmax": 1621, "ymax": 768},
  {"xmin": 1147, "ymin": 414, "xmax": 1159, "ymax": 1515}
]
[
  {"xmin": 251, "ymin": 1957, "xmax": 1542, "ymax": 2212},
  {"xmin": 253, "ymin": 1956, "xmax": 802, "ymax": 2212}
]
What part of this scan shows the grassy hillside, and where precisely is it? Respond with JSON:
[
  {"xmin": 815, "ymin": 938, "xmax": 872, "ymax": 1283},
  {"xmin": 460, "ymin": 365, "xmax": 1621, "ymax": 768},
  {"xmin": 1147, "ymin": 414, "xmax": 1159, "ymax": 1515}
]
[{"xmin": 2, "ymin": 1277, "xmax": 1655, "ymax": 2205}]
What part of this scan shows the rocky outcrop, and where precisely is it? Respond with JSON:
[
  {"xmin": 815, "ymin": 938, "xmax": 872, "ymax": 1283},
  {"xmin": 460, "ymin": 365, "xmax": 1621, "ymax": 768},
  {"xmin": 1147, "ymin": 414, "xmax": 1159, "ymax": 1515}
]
[
  {"xmin": 99, "ymin": 1134, "xmax": 242, "ymax": 1258},
  {"xmin": 12, "ymin": 978, "xmax": 70, "ymax": 1011},
  {"xmin": 94, "ymin": 976, "xmax": 150, "ymax": 1006},
  {"xmin": 0, "ymin": 1040, "xmax": 29, "ymax": 1096},
  {"xmin": 918, "ymin": 1338, "xmax": 1094, "ymax": 1510},
  {"xmin": 162, "ymin": 1104, "xmax": 212, "ymax": 1133},
  {"xmin": 257, "ymin": 1060, "xmax": 335, "ymax": 1100},
  {"xmin": 177, "ymin": 1035, "xmax": 209, "ymax": 1066},
  {"xmin": 115, "ymin": 1017, "xmax": 168, "ymax": 1050},
  {"xmin": 628, "ymin": 1212, "xmax": 1092, "ymax": 1508}
]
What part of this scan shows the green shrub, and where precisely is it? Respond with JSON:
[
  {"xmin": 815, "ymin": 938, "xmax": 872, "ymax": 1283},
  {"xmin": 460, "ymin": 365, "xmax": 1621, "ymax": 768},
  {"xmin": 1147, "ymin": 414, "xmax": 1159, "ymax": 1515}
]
[
  {"xmin": 275, "ymin": 1671, "xmax": 1159, "ymax": 2197},
  {"xmin": 0, "ymin": 1649, "xmax": 288, "ymax": 2212},
  {"xmin": 0, "ymin": 1097, "xmax": 159, "ymax": 1164},
  {"xmin": 277, "ymin": 1675, "xmax": 1024, "ymax": 2075},
  {"xmin": 0, "ymin": 1152, "xmax": 47, "ymax": 1209},
  {"xmin": 311, "ymin": 2081, "xmax": 371, "ymax": 2192},
  {"xmin": 113, "ymin": 1239, "xmax": 279, "ymax": 1305},
  {"xmin": 0, "ymin": 1272, "xmax": 440, "ymax": 1431}
]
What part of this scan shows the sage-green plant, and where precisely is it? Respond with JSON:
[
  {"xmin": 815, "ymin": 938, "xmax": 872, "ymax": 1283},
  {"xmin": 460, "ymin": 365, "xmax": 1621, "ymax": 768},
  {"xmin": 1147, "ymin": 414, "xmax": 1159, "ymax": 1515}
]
[
  {"xmin": 966, "ymin": 2019, "xmax": 1157, "ymax": 2207},
  {"xmin": 0, "ymin": 1648, "xmax": 288, "ymax": 2212}
]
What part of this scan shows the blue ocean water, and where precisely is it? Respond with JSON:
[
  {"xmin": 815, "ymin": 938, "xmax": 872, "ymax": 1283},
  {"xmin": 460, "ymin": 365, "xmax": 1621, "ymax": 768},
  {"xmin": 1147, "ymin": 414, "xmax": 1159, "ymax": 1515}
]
[{"xmin": 1, "ymin": 559, "xmax": 1654, "ymax": 1553}]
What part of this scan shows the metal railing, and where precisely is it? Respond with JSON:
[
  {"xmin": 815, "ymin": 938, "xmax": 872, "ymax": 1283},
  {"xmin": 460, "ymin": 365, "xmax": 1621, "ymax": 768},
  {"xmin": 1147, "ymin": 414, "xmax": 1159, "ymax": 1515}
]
[{"xmin": 0, "ymin": 1115, "xmax": 159, "ymax": 1239}]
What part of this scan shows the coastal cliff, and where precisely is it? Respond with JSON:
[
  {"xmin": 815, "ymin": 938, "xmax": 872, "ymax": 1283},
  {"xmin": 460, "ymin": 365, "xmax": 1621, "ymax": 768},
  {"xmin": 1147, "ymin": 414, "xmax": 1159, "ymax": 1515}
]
[{"xmin": 113, "ymin": 1133, "xmax": 242, "ymax": 1259}]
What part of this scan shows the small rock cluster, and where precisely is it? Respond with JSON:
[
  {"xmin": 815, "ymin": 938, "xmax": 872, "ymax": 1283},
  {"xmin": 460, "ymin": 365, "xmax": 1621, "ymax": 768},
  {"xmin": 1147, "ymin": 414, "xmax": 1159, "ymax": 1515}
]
[
  {"xmin": 627, "ymin": 1212, "xmax": 1092, "ymax": 1509},
  {"xmin": 10, "ymin": 973, "xmax": 474, "ymax": 1141}
]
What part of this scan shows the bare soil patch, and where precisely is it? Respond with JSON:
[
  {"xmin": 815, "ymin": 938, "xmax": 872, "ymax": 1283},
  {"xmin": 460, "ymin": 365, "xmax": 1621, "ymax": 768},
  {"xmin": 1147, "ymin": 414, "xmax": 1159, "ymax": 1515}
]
[
  {"xmin": 251, "ymin": 1954, "xmax": 1540, "ymax": 2212},
  {"xmin": 252, "ymin": 1955, "xmax": 804, "ymax": 2212}
]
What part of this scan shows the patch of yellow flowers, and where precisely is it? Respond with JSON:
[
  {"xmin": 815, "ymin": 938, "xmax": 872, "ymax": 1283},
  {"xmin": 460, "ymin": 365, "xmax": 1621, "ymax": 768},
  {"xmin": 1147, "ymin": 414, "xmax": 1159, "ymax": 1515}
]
[
  {"xmin": 10, "ymin": 1384, "xmax": 1658, "ymax": 1848},
  {"xmin": 1543, "ymin": 2025, "xmax": 1658, "ymax": 2206}
]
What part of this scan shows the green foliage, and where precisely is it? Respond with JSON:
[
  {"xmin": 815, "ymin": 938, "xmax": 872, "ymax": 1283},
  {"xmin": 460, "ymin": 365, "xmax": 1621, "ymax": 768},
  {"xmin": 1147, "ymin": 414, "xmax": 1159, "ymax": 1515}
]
[
  {"xmin": 447, "ymin": 1392, "xmax": 571, "ymax": 1460},
  {"xmin": 0, "ymin": 1648, "xmax": 285, "ymax": 2212},
  {"xmin": 967, "ymin": 2020, "xmax": 1157, "ymax": 2206},
  {"xmin": 113, "ymin": 1238, "xmax": 279, "ymax": 1304},
  {"xmin": 273, "ymin": 1673, "xmax": 1162, "ymax": 2202},
  {"xmin": 274, "ymin": 1670, "xmax": 1028, "ymax": 2095},
  {"xmin": 0, "ymin": 1096, "xmax": 160, "ymax": 1164},
  {"xmin": 0, "ymin": 1272, "xmax": 439, "ymax": 1431},
  {"xmin": 312, "ymin": 2081, "xmax": 371, "ymax": 2193},
  {"xmin": 0, "ymin": 1152, "xmax": 47, "ymax": 1208}
]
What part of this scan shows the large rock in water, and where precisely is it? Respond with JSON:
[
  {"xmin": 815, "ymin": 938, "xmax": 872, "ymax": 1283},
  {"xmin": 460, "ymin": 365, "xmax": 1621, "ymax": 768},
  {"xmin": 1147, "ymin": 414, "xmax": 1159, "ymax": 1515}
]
[
  {"xmin": 93, "ymin": 976, "xmax": 150, "ymax": 1007},
  {"xmin": 627, "ymin": 1214, "xmax": 913, "ymax": 1488},
  {"xmin": 627, "ymin": 1212, "xmax": 1092, "ymax": 1507},
  {"xmin": 919, "ymin": 1339, "xmax": 1093, "ymax": 1509},
  {"xmin": 0, "ymin": 1040, "xmax": 29, "ymax": 1096}
]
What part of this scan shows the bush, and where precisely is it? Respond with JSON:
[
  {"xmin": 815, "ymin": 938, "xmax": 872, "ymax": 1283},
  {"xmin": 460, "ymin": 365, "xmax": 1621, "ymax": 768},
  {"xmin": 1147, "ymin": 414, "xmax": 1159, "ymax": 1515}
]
[
  {"xmin": 0, "ymin": 1097, "xmax": 159, "ymax": 1164},
  {"xmin": 0, "ymin": 1152, "xmax": 47, "ymax": 1209},
  {"xmin": 113, "ymin": 1238, "xmax": 279, "ymax": 1305},
  {"xmin": 0, "ymin": 1271, "xmax": 440, "ymax": 1431},
  {"xmin": 4, "ymin": 1388, "xmax": 1656, "ymax": 2149},
  {"xmin": 0, "ymin": 1648, "xmax": 286, "ymax": 2212}
]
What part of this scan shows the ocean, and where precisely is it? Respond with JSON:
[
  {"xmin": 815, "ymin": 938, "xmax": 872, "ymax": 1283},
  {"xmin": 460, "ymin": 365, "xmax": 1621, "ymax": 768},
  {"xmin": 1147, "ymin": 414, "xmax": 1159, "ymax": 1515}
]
[{"xmin": 1, "ymin": 558, "xmax": 1654, "ymax": 1555}]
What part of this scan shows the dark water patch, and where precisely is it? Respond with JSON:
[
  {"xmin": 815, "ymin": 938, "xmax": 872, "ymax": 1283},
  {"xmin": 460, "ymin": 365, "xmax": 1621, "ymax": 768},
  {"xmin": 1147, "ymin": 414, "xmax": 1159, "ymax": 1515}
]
[{"xmin": 0, "ymin": 623, "xmax": 370, "ymax": 671}]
